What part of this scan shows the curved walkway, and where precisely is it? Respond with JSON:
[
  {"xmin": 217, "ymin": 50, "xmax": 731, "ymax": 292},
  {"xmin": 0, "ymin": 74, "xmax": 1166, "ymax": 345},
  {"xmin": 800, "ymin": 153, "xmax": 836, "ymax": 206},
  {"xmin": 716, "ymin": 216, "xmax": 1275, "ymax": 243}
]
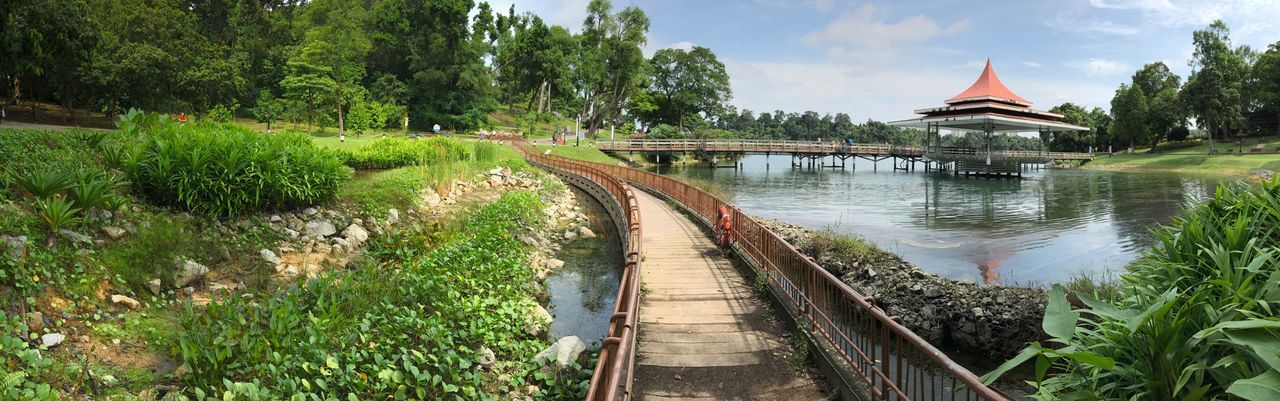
[{"xmin": 630, "ymin": 190, "xmax": 826, "ymax": 400}]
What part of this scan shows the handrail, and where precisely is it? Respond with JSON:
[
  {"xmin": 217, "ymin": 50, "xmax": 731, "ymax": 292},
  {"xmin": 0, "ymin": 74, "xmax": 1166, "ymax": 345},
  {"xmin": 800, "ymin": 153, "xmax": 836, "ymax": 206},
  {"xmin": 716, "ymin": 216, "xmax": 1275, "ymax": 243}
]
[
  {"xmin": 522, "ymin": 141, "xmax": 1011, "ymax": 401},
  {"xmin": 508, "ymin": 141, "xmax": 643, "ymax": 401},
  {"xmin": 596, "ymin": 138, "xmax": 1094, "ymax": 161}
]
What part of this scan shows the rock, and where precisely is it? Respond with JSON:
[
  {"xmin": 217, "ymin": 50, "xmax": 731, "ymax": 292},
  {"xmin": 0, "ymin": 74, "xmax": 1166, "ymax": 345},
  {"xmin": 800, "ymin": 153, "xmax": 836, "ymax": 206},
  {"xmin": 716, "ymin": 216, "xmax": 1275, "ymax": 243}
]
[
  {"xmin": 331, "ymin": 244, "xmax": 344, "ymax": 254},
  {"xmin": 301, "ymin": 207, "xmax": 319, "ymax": 217},
  {"xmin": 546, "ymin": 258, "xmax": 565, "ymax": 270},
  {"xmin": 41, "ymin": 333, "xmax": 65, "ymax": 348},
  {"xmin": 314, "ymin": 243, "xmax": 332, "ymax": 255},
  {"xmin": 387, "ymin": 209, "xmax": 400, "ymax": 225},
  {"xmin": 146, "ymin": 279, "xmax": 163, "ymax": 296},
  {"xmin": 269, "ymin": 214, "xmax": 283, "ymax": 223},
  {"xmin": 563, "ymin": 229, "xmax": 578, "ymax": 240},
  {"xmin": 59, "ymin": 229, "xmax": 93, "ymax": 245},
  {"xmin": 181, "ymin": 287, "xmax": 196, "ymax": 297},
  {"xmin": 102, "ymin": 226, "xmax": 127, "ymax": 239},
  {"xmin": 524, "ymin": 302, "xmax": 553, "ymax": 336},
  {"xmin": 110, "ymin": 294, "xmax": 141, "ymax": 309},
  {"xmin": 304, "ymin": 220, "xmax": 337, "ymax": 237},
  {"xmin": 281, "ymin": 265, "xmax": 300, "ymax": 276},
  {"xmin": 173, "ymin": 259, "xmax": 209, "ymax": 288},
  {"xmin": 342, "ymin": 224, "xmax": 369, "ymax": 245},
  {"xmin": 332, "ymin": 237, "xmax": 350, "ymax": 248},
  {"xmin": 283, "ymin": 228, "xmax": 300, "ymax": 239},
  {"xmin": 259, "ymin": 248, "xmax": 281, "ymax": 265},
  {"xmin": 421, "ymin": 189, "xmax": 442, "ymax": 207},
  {"xmin": 971, "ymin": 307, "xmax": 985, "ymax": 317},
  {"xmin": 478, "ymin": 346, "xmax": 497, "ymax": 368},
  {"xmin": 26, "ymin": 311, "xmax": 43, "ymax": 332},
  {"xmin": 535, "ymin": 336, "xmax": 587, "ymax": 368},
  {"xmin": 1, "ymin": 234, "xmax": 28, "ymax": 261}
]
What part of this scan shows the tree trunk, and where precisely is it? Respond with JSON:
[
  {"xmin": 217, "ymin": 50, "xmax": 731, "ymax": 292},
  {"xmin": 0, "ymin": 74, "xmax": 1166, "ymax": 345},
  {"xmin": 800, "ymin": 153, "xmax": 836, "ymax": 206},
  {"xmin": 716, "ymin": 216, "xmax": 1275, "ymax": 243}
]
[
  {"xmin": 336, "ymin": 92, "xmax": 345, "ymax": 139},
  {"xmin": 11, "ymin": 77, "xmax": 20, "ymax": 105},
  {"xmin": 526, "ymin": 89, "xmax": 537, "ymax": 113}
]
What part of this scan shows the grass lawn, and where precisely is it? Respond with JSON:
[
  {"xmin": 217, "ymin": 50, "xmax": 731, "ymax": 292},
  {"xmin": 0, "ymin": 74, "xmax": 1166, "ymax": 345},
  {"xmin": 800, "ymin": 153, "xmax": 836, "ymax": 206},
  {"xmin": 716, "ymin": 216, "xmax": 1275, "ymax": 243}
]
[
  {"xmin": 488, "ymin": 105, "xmax": 575, "ymax": 140},
  {"xmin": 533, "ymin": 144, "xmax": 631, "ymax": 165},
  {"xmin": 1085, "ymin": 137, "xmax": 1280, "ymax": 176}
]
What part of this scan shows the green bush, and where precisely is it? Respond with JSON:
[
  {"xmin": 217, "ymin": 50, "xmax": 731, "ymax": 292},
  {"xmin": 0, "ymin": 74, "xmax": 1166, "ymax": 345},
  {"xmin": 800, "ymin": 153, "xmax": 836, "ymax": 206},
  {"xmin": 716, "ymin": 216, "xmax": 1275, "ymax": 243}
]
[
  {"xmin": 340, "ymin": 137, "xmax": 472, "ymax": 170},
  {"xmin": 983, "ymin": 178, "xmax": 1280, "ymax": 401},
  {"xmin": 176, "ymin": 192, "xmax": 590, "ymax": 400},
  {"xmin": 0, "ymin": 311, "xmax": 58, "ymax": 401},
  {"xmin": 126, "ymin": 122, "xmax": 348, "ymax": 217}
]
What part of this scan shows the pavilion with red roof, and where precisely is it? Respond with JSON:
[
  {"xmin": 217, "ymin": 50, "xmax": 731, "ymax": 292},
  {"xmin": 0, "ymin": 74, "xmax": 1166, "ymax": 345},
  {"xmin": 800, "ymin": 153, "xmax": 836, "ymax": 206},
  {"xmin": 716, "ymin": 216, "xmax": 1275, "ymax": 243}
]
[{"xmin": 889, "ymin": 59, "xmax": 1089, "ymax": 176}]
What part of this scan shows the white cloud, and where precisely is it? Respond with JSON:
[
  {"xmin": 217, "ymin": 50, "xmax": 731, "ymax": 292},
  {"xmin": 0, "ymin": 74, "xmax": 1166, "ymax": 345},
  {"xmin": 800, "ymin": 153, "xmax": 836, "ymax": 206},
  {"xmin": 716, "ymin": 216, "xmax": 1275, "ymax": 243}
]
[
  {"xmin": 1044, "ymin": 17, "xmax": 1141, "ymax": 35},
  {"xmin": 802, "ymin": 5, "xmax": 970, "ymax": 65},
  {"xmin": 1048, "ymin": 0, "xmax": 1280, "ymax": 42},
  {"xmin": 1022, "ymin": 61, "xmax": 1043, "ymax": 68},
  {"xmin": 753, "ymin": 0, "xmax": 838, "ymax": 12},
  {"xmin": 643, "ymin": 40, "xmax": 696, "ymax": 57},
  {"xmin": 1066, "ymin": 58, "xmax": 1132, "ymax": 77}
]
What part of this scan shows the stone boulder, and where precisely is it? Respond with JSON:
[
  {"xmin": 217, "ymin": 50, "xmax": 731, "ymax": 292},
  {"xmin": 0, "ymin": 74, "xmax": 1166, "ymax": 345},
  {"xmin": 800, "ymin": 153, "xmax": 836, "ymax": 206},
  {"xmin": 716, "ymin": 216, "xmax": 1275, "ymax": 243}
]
[
  {"xmin": 173, "ymin": 259, "xmax": 209, "ymax": 288},
  {"xmin": 1, "ymin": 234, "xmax": 28, "ymax": 261},
  {"xmin": 535, "ymin": 336, "xmax": 587, "ymax": 368},
  {"xmin": 342, "ymin": 224, "xmax": 369, "ymax": 246},
  {"xmin": 578, "ymin": 226, "xmax": 596, "ymax": 239},
  {"xmin": 110, "ymin": 294, "xmax": 141, "ymax": 309},
  {"xmin": 304, "ymin": 220, "xmax": 337, "ymax": 237},
  {"xmin": 259, "ymin": 248, "xmax": 281, "ymax": 265},
  {"xmin": 41, "ymin": 333, "xmax": 65, "ymax": 348},
  {"xmin": 102, "ymin": 226, "xmax": 127, "ymax": 239}
]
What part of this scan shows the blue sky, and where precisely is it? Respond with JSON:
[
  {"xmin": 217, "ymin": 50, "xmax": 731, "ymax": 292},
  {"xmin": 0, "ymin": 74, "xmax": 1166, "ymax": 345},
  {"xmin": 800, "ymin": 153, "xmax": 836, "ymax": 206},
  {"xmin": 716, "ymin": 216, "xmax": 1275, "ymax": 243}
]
[{"xmin": 494, "ymin": 0, "xmax": 1280, "ymax": 122}]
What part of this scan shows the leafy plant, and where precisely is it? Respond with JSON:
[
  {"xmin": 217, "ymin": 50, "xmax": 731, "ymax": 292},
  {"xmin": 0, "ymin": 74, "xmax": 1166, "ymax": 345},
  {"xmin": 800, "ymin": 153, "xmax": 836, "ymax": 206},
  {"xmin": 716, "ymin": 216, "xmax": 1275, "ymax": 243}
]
[
  {"xmin": 67, "ymin": 170, "xmax": 124, "ymax": 215},
  {"xmin": 34, "ymin": 196, "xmax": 81, "ymax": 246},
  {"xmin": 0, "ymin": 312, "xmax": 58, "ymax": 401},
  {"xmin": 13, "ymin": 168, "xmax": 72, "ymax": 199},
  {"xmin": 982, "ymin": 178, "xmax": 1280, "ymax": 401},
  {"xmin": 124, "ymin": 115, "xmax": 348, "ymax": 217}
]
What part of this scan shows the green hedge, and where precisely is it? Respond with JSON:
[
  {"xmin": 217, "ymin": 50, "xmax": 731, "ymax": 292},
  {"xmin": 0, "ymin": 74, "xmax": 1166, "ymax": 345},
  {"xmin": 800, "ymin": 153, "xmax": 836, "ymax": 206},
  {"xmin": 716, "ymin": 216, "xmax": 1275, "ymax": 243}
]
[
  {"xmin": 340, "ymin": 137, "xmax": 473, "ymax": 170},
  {"xmin": 119, "ymin": 123, "xmax": 348, "ymax": 218},
  {"xmin": 176, "ymin": 192, "xmax": 589, "ymax": 399}
]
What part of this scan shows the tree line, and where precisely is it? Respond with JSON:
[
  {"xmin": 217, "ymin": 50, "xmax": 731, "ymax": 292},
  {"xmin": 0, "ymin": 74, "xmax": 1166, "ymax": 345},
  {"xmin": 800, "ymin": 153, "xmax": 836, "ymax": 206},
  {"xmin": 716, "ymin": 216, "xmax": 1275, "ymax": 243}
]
[
  {"xmin": 1063, "ymin": 20, "xmax": 1280, "ymax": 153},
  {"xmin": 0, "ymin": 0, "xmax": 744, "ymax": 136}
]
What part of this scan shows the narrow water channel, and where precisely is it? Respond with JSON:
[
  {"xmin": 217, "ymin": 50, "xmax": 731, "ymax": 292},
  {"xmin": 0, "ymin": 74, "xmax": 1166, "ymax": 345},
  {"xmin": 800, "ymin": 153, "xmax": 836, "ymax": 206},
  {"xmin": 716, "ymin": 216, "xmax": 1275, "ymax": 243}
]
[{"xmin": 546, "ymin": 187, "xmax": 624, "ymax": 343}]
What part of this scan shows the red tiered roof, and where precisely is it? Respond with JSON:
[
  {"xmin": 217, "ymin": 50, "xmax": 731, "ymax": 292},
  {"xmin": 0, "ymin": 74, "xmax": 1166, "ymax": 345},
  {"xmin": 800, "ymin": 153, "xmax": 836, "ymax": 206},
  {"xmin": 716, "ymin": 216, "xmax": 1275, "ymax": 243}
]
[{"xmin": 945, "ymin": 59, "xmax": 1029, "ymax": 106}]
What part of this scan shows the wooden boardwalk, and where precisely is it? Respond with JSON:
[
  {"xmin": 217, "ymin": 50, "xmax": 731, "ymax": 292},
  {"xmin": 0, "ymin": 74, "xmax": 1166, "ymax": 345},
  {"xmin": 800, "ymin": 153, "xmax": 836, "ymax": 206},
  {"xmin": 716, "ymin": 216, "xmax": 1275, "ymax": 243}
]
[{"xmin": 630, "ymin": 190, "xmax": 826, "ymax": 400}]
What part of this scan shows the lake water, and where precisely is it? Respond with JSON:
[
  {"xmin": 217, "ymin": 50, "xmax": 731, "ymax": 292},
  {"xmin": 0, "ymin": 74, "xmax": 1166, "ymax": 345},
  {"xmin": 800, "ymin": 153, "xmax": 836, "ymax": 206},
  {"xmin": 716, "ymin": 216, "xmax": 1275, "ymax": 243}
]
[{"xmin": 653, "ymin": 155, "xmax": 1226, "ymax": 286}]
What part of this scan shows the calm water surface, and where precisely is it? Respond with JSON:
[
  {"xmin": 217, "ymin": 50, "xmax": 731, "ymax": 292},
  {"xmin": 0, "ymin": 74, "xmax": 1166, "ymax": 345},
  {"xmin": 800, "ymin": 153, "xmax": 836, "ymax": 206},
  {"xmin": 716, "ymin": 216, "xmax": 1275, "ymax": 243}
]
[
  {"xmin": 654, "ymin": 155, "xmax": 1225, "ymax": 286},
  {"xmin": 546, "ymin": 187, "xmax": 624, "ymax": 343}
]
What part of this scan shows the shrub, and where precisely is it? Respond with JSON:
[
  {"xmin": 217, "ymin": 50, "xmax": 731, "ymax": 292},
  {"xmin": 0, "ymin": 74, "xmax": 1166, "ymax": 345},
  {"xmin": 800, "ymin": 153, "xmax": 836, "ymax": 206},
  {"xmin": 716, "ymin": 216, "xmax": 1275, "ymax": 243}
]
[
  {"xmin": 127, "ymin": 122, "xmax": 348, "ymax": 217},
  {"xmin": 0, "ymin": 312, "xmax": 58, "ymax": 401},
  {"xmin": 982, "ymin": 178, "xmax": 1280, "ymax": 400},
  {"xmin": 176, "ymin": 192, "xmax": 590, "ymax": 399},
  {"xmin": 340, "ymin": 137, "xmax": 473, "ymax": 170},
  {"xmin": 33, "ymin": 196, "xmax": 80, "ymax": 246}
]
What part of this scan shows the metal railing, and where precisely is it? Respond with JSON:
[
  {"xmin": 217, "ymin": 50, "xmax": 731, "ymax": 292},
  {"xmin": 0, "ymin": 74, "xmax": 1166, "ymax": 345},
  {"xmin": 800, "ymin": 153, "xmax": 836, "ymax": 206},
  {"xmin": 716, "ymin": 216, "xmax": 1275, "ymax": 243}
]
[
  {"xmin": 518, "ymin": 140, "xmax": 1011, "ymax": 401},
  {"xmin": 509, "ymin": 142, "xmax": 644, "ymax": 401},
  {"xmin": 596, "ymin": 138, "xmax": 1094, "ymax": 161}
]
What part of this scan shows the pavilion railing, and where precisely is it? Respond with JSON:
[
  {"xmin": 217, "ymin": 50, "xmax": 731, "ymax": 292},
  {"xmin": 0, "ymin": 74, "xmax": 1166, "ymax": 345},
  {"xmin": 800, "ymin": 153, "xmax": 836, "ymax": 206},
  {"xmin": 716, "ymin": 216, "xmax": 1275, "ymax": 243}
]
[
  {"xmin": 509, "ymin": 141, "xmax": 643, "ymax": 401},
  {"xmin": 596, "ymin": 138, "xmax": 1094, "ymax": 161},
  {"xmin": 523, "ymin": 142, "xmax": 1012, "ymax": 401}
]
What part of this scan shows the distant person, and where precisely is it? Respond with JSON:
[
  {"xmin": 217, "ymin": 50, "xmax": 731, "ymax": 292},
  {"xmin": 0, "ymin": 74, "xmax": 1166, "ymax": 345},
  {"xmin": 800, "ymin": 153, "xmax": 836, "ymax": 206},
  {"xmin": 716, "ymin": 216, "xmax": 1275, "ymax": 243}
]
[{"xmin": 0, "ymin": 105, "xmax": 6, "ymax": 124}]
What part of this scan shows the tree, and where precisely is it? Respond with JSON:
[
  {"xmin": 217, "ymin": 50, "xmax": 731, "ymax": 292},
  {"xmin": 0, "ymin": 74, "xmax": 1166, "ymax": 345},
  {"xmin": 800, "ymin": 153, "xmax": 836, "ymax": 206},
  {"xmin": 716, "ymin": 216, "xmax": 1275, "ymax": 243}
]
[
  {"xmin": 1252, "ymin": 41, "xmax": 1280, "ymax": 136},
  {"xmin": 1, "ymin": 0, "xmax": 97, "ymax": 119},
  {"xmin": 642, "ymin": 46, "xmax": 732, "ymax": 130},
  {"xmin": 576, "ymin": 0, "xmax": 650, "ymax": 136},
  {"xmin": 1049, "ymin": 103, "xmax": 1097, "ymax": 152},
  {"xmin": 1111, "ymin": 84, "xmax": 1150, "ymax": 152},
  {"xmin": 295, "ymin": 0, "xmax": 372, "ymax": 139},
  {"xmin": 1131, "ymin": 62, "xmax": 1182, "ymax": 149},
  {"xmin": 252, "ymin": 89, "xmax": 284, "ymax": 133},
  {"xmin": 280, "ymin": 59, "xmax": 335, "ymax": 131},
  {"xmin": 1182, "ymin": 20, "xmax": 1249, "ymax": 153}
]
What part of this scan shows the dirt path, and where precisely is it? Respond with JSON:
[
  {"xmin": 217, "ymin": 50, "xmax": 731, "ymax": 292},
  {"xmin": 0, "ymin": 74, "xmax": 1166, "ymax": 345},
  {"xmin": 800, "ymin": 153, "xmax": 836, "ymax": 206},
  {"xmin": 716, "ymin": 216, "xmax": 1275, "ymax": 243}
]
[{"xmin": 630, "ymin": 190, "xmax": 826, "ymax": 400}]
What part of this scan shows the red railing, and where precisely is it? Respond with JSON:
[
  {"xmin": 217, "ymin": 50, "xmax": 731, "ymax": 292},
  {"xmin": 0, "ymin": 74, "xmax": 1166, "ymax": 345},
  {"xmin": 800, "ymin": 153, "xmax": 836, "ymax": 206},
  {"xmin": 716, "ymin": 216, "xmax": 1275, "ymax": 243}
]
[
  {"xmin": 515, "ymin": 141, "xmax": 1010, "ymax": 401},
  {"xmin": 509, "ymin": 142, "xmax": 643, "ymax": 401},
  {"xmin": 597, "ymin": 138, "xmax": 1095, "ymax": 161}
]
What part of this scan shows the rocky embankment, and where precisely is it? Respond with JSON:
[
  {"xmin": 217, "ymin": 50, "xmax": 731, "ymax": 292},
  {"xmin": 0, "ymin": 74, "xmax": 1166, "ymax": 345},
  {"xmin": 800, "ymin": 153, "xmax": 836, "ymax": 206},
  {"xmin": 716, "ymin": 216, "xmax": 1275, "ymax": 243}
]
[{"xmin": 758, "ymin": 219, "xmax": 1046, "ymax": 359}]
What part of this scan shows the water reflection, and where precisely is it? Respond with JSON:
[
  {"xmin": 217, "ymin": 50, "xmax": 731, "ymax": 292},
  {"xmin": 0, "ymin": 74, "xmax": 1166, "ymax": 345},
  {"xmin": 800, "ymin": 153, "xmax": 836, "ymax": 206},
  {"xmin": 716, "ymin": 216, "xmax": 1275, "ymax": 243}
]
[{"xmin": 654, "ymin": 155, "xmax": 1224, "ymax": 286}]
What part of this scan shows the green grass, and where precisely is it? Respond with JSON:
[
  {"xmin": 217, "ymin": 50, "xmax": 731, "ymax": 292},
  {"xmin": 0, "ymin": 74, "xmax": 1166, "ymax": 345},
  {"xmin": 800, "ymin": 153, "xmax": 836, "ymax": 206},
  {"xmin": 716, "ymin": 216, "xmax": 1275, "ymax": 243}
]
[
  {"xmin": 339, "ymin": 143, "xmax": 526, "ymax": 215},
  {"xmin": 533, "ymin": 144, "xmax": 627, "ymax": 165},
  {"xmin": 1086, "ymin": 137, "xmax": 1280, "ymax": 176}
]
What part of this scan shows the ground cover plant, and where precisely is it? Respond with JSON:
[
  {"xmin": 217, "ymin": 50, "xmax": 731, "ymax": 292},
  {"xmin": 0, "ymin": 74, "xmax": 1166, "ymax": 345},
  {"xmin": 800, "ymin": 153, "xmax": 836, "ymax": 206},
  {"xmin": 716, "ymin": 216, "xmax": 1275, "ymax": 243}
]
[
  {"xmin": 339, "ymin": 140, "xmax": 525, "ymax": 214},
  {"xmin": 982, "ymin": 177, "xmax": 1280, "ymax": 400},
  {"xmin": 108, "ymin": 112, "xmax": 349, "ymax": 218},
  {"xmin": 176, "ymin": 192, "xmax": 590, "ymax": 400}
]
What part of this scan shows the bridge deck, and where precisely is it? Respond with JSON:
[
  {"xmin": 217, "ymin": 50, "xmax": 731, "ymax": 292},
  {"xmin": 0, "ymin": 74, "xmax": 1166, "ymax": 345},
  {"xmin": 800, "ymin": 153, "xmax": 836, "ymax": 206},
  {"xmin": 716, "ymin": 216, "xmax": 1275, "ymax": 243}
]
[{"xmin": 631, "ymin": 190, "xmax": 826, "ymax": 400}]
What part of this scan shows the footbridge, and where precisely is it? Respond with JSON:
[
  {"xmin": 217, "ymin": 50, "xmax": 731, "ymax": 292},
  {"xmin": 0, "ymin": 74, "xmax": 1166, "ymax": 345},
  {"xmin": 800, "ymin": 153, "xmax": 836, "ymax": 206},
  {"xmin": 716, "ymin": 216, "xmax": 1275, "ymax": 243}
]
[
  {"xmin": 598, "ymin": 139, "xmax": 1093, "ymax": 176},
  {"xmin": 512, "ymin": 141, "xmax": 1012, "ymax": 401}
]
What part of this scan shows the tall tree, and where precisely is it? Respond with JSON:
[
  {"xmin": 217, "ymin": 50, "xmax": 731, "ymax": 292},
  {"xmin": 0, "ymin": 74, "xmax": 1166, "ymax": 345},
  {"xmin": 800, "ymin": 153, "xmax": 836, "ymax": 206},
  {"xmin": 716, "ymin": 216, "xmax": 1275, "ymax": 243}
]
[
  {"xmin": 294, "ymin": 0, "xmax": 372, "ymax": 138},
  {"xmin": 641, "ymin": 46, "xmax": 731, "ymax": 130},
  {"xmin": 1, "ymin": 0, "xmax": 96, "ymax": 117},
  {"xmin": 1182, "ymin": 20, "xmax": 1248, "ymax": 153},
  {"xmin": 576, "ymin": 0, "xmax": 650, "ymax": 135},
  {"xmin": 1111, "ymin": 84, "xmax": 1150, "ymax": 152},
  {"xmin": 1131, "ymin": 62, "xmax": 1183, "ymax": 149},
  {"xmin": 1252, "ymin": 41, "xmax": 1280, "ymax": 136}
]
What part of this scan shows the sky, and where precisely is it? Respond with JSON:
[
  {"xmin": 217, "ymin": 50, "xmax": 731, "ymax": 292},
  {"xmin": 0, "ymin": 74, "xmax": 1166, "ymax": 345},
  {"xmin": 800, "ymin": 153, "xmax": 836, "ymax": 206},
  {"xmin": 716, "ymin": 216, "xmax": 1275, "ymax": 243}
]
[{"xmin": 489, "ymin": 0, "xmax": 1280, "ymax": 122}]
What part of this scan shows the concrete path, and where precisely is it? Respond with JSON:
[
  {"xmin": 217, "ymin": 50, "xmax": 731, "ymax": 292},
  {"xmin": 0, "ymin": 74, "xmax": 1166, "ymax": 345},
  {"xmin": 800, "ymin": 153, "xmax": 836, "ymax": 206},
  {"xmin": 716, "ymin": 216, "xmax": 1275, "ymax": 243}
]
[{"xmin": 631, "ymin": 190, "xmax": 826, "ymax": 401}]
